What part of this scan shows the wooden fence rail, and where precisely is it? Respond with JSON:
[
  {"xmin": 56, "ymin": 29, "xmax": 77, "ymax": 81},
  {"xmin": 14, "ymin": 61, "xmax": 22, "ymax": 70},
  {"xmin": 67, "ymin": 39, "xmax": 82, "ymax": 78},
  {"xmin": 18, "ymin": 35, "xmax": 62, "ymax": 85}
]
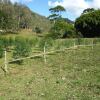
[
  {"xmin": 8, "ymin": 43, "xmax": 100, "ymax": 63},
  {"xmin": 1, "ymin": 42, "xmax": 100, "ymax": 74}
]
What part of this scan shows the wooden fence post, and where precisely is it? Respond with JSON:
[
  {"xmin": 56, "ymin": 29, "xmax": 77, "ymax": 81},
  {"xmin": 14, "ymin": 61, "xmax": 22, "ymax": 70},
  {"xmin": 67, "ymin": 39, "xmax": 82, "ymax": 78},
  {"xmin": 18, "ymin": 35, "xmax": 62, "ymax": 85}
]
[
  {"xmin": 44, "ymin": 42, "xmax": 47, "ymax": 64},
  {"xmin": 92, "ymin": 39, "xmax": 94, "ymax": 50},
  {"xmin": 84, "ymin": 38, "xmax": 85, "ymax": 47},
  {"xmin": 74, "ymin": 41, "xmax": 76, "ymax": 48},
  {"xmin": 4, "ymin": 49, "xmax": 8, "ymax": 73}
]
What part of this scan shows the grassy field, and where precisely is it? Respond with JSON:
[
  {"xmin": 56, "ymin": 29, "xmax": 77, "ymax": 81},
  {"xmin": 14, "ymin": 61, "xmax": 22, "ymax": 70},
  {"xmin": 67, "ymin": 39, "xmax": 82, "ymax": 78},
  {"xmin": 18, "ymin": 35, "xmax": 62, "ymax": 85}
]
[{"xmin": 0, "ymin": 38, "xmax": 100, "ymax": 100}]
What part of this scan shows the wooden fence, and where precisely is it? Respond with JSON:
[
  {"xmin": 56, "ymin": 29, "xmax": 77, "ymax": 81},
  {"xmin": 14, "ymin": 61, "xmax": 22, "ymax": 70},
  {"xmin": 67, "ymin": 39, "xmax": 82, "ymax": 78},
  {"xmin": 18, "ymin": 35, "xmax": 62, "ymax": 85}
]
[{"xmin": 2, "ymin": 41, "xmax": 100, "ymax": 74}]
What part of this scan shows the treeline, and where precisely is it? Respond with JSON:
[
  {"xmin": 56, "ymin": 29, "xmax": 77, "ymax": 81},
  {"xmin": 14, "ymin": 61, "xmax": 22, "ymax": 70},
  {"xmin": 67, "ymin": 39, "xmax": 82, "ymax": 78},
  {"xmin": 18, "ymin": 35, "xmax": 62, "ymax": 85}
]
[
  {"xmin": 0, "ymin": 0, "xmax": 51, "ymax": 33},
  {"xmin": 47, "ymin": 6, "xmax": 100, "ymax": 38},
  {"xmin": 0, "ymin": 0, "xmax": 33, "ymax": 32},
  {"xmin": 0, "ymin": 1, "xmax": 100, "ymax": 38}
]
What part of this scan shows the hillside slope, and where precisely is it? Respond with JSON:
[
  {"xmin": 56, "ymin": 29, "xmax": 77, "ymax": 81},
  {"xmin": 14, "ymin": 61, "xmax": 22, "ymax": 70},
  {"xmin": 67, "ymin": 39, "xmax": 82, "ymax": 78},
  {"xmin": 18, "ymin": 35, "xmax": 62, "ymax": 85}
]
[{"xmin": 31, "ymin": 12, "xmax": 51, "ymax": 32}]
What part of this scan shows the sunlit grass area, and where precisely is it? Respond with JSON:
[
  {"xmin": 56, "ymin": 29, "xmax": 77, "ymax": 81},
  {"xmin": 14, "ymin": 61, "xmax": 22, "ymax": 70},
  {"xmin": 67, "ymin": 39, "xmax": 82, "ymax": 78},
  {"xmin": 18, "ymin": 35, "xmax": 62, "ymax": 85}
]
[{"xmin": 0, "ymin": 42, "xmax": 100, "ymax": 100}]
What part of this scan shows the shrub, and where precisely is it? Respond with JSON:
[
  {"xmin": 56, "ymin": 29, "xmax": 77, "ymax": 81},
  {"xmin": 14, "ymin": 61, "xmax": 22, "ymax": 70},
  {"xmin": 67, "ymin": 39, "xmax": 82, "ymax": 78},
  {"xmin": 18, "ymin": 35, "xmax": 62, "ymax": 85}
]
[
  {"xmin": 0, "ymin": 46, "xmax": 3, "ymax": 58},
  {"xmin": 34, "ymin": 26, "xmax": 42, "ymax": 34},
  {"xmin": 13, "ymin": 37, "xmax": 32, "ymax": 64},
  {"xmin": 49, "ymin": 19, "xmax": 77, "ymax": 39}
]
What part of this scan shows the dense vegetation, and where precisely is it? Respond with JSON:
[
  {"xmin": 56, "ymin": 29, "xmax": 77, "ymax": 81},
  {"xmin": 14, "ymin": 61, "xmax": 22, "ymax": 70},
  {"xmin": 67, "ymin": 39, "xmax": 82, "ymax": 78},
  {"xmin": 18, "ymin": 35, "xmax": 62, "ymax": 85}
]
[
  {"xmin": 75, "ymin": 9, "xmax": 100, "ymax": 37},
  {"xmin": 0, "ymin": 0, "xmax": 100, "ymax": 38},
  {"xmin": 48, "ymin": 5, "xmax": 76, "ymax": 39},
  {"xmin": 0, "ymin": 0, "xmax": 51, "ymax": 33},
  {"xmin": 0, "ymin": 1, "xmax": 76, "ymax": 38}
]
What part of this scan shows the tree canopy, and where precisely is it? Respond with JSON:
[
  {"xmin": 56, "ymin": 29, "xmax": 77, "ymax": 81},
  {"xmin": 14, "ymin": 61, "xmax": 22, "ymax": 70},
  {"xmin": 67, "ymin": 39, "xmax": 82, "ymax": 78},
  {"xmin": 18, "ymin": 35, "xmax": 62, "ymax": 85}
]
[
  {"xmin": 48, "ymin": 5, "xmax": 66, "ymax": 21},
  {"xmin": 82, "ymin": 8, "xmax": 95, "ymax": 15},
  {"xmin": 0, "ymin": 0, "xmax": 51, "ymax": 33},
  {"xmin": 0, "ymin": 1, "xmax": 33, "ymax": 32},
  {"xmin": 75, "ymin": 9, "xmax": 100, "ymax": 37},
  {"xmin": 48, "ymin": 5, "xmax": 77, "ymax": 39}
]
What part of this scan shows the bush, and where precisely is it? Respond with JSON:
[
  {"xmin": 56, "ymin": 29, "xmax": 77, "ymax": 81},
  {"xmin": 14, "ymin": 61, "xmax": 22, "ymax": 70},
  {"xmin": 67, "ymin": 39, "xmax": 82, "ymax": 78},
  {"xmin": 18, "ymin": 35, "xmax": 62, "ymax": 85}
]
[
  {"xmin": 63, "ymin": 24, "xmax": 77, "ymax": 38},
  {"xmin": 39, "ymin": 37, "xmax": 54, "ymax": 50},
  {"xmin": 49, "ymin": 19, "xmax": 77, "ymax": 39},
  {"xmin": 49, "ymin": 20, "xmax": 67, "ymax": 39},
  {"xmin": 0, "ymin": 46, "xmax": 3, "ymax": 58},
  {"xmin": 13, "ymin": 37, "xmax": 32, "ymax": 64},
  {"xmin": 34, "ymin": 26, "xmax": 42, "ymax": 34}
]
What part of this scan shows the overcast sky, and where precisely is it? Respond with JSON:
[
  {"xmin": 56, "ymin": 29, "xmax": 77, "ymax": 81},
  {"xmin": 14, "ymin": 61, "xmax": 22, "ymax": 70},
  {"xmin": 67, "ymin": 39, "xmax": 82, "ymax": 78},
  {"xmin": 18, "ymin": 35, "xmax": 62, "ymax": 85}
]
[{"xmin": 11, "ymin": 0, "xmax": 100, "ymax": 21}]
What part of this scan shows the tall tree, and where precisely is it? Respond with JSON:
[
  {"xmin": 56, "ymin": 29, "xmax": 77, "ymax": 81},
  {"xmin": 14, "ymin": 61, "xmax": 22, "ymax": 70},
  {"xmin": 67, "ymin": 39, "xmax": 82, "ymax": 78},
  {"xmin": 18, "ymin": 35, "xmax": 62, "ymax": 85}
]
[
  {"xmin": 48, "ymin": 5, "xmax": 66, "ymax": 22},
  {"xmin": 82, "ymin": 8, "xmax": 95, "ymax": 14},
  {"xmin": 75, "ymin": 9, "xmax": 100, "ymax": 37}
]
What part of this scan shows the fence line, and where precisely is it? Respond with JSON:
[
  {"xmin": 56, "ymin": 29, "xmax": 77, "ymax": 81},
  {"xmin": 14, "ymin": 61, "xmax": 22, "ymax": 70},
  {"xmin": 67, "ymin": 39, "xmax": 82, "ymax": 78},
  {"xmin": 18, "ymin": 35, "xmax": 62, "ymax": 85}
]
[
  {"xmin": 0, "ymin": 42, "xmax": 99, "ymax": 74},
  {"xmin": 8, "ymin": 45, "xmax": 77, "ymax": 63},
  {"xmin": 43, "ymin": 42, "xmax": 47, "ymax": 64},
  {"xmin": 8, "ymin": 43, "xmax": 100, "ymax": 64}
]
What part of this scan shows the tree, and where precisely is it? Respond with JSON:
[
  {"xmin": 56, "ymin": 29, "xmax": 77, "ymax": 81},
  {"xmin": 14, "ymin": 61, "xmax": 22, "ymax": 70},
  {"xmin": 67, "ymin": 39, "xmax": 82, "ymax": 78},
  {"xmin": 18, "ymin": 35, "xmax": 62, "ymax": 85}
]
[
  {"xmin": 49, "ymin": 5, "xmax": 66, "ymax": 16},
  {"xmin": 54, "ymin": 5, "xmax": 66, "ymax": 16},
  {"xmin": 48, "ymin": 5, "xmax": 77, "ymax": 38},
  {"xmin": 75, "ymin": 9, "xmax": 100, "ymax": 37},
  {"xmin": 48, "ymin": 5, "xmax": 67, "ymax": 38},
  {"xmin": 63, "ymin": 24, "xmax": 77, "ymax": 38},
  {"xmin": 82, "ymin": 8, "xmax": 95, "ymax": 14},
  {"xmin": 48, "ymin": 19, "xmax": 69, "ymax": 38},
  {"xmin": 48, "ymin": 5, "xmax": 66, "ymax": 22},
  {"xmin": 0, "ymin": 1, "xmax": 33, "ymax": 32},
  {"xmin": 48, "ymin": 14, "xmax": 59, "ymax": 21},
  {"xmin": 0, "ymin": 1, "xmax": 18, "ymax": 32}
]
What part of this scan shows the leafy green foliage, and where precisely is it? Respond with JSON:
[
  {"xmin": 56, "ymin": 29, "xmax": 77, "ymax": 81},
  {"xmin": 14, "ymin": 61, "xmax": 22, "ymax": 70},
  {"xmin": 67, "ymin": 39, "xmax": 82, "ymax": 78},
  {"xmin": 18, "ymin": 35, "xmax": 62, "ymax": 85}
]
[
  {"xmin": 0, "ymin": 3, "xmax": 19, "ymax": 32},
  {"xmin": 0, "ymin": 46, "xmax": 3, "ymax": 58},
  {"xmin": 63, "ymin": 24, "xmax": 77, "ymax": 38},
  {"xmin": 49, "ymin": 5, "xmax": 66, "ymax": 17},
  {"xmin": 48, "ymin": 5, "xmax": 66, "ymax": 23},
  {"xmin": 48, "ymin": 14, "xmax": 59, "ymax": 21},
  {"xmin": 82, "ymin": 8, "xmax": 95, "ymax": 14},
  {"xmin": 49, "ymin": 20, "xmax": 67, "ymax": 38},
  {"xmin": 75, "ymin": 9, "xmax": 100, "ymax": 37},
  {"xmin": 13, "ymin": 37, "xmax": 32, "ymax": 64},
  {"xmin": 0, "ymin": 37, "xmax": 14, "ymax": 58},
  {"xmin": 0, "ymin": 37, "xmax": 13, "ymax": 49},
  {"xmin": 39, "ymin": 37, "xmax": 54, "ymax": 50},
  {"xmin": 48, "ymin": 5, "xmax": 77, "ymax": 39},
  {"xmin": 48, "ymin": 19, "xmax": 76, "ymax": 39},
  {"xmin": 0, "ymin": 1, "xmax": 51, "ymax": 33},
  {"xmin": 34, "ymin": 26, "xmax": 42, "ymax": 34}
]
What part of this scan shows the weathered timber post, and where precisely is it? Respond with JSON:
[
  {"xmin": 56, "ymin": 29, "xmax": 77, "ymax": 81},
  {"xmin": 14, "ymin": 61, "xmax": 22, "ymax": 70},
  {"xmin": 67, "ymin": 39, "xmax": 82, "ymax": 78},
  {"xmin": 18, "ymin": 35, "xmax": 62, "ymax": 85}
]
[
  {"xmin": 84, "ymin": 38, "xmax": 85, "ymax": 48},
  {"xmin": 74, "ymin": 41, "xmax": 76, "ymax": 48},
  {"xmin": 92, "ymin": 39, "xmax": 94, "ymax": 50},
  {"xmin": 4, "ymin": 49, "xmax": 8, "ymax": 73},
  {"xmin": 44, "ymin": 42, "xmax": 47, "ymax": 64}
]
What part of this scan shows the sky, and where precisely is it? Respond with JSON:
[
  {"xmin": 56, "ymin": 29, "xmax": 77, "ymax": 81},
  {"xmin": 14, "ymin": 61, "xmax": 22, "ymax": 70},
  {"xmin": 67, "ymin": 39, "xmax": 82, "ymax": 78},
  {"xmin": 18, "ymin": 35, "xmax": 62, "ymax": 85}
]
[{"xmin": 11, "ymin": 0, "xmax": 100, "ymax": 21}]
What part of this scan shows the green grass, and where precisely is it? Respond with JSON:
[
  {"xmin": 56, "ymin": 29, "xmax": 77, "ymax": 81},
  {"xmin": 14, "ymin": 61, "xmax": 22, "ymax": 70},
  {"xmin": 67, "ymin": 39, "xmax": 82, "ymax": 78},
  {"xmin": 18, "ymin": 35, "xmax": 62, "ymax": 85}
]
[{"xmin": 0, "ymin": 39, "xmax": 100, "ymax": 100}]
